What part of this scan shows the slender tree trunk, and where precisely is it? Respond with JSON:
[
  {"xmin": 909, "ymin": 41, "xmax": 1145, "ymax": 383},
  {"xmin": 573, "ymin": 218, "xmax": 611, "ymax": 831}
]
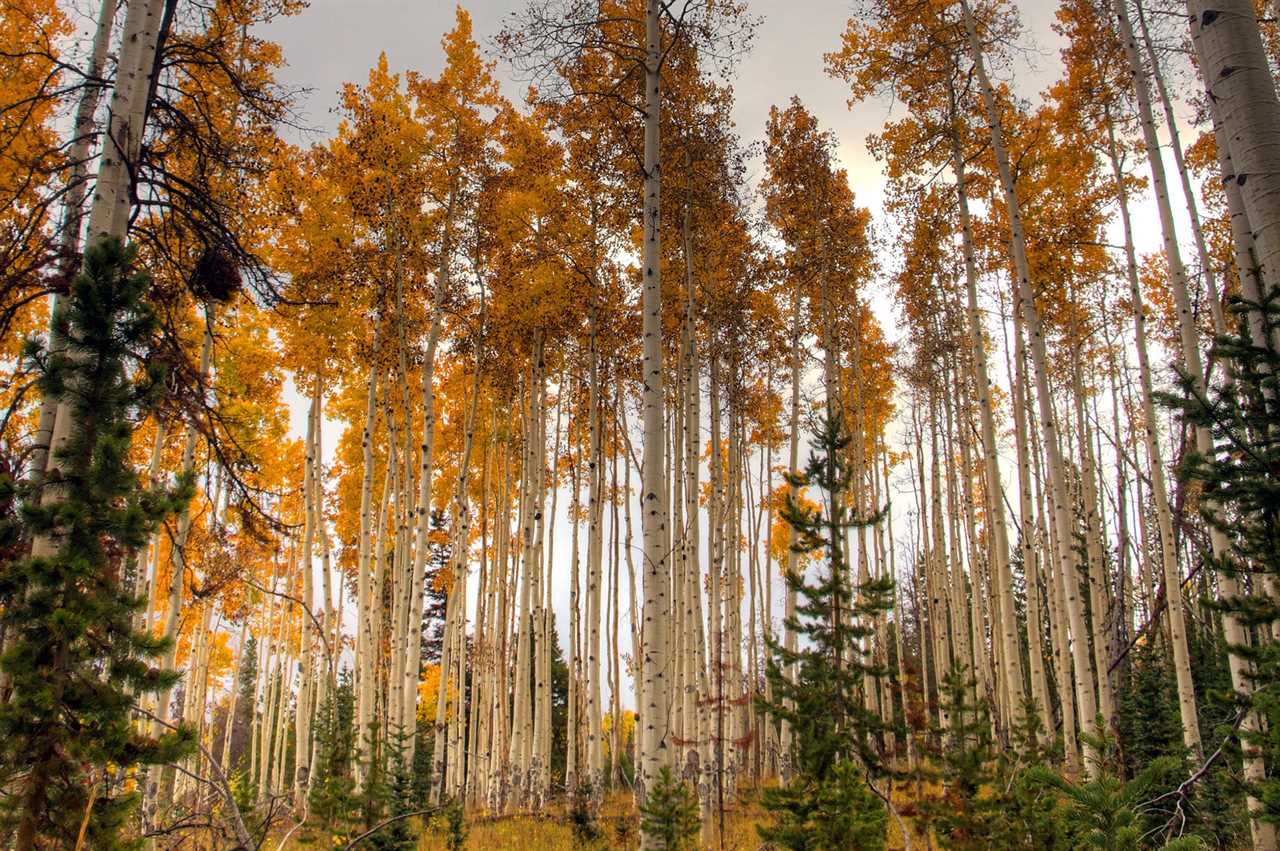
[
  {"xmin": 951, "ymin": 131, "xmax": 1027, "ymax": 732},
  {"xmin": 1188, "ymin": 0, "xmax": 1280, "ymax": 302},
  {"xmin": 1114, "ymin": 0, "xmax": 1207, "ymax": 758},
  {"xmin": 355, "ymin": 328, "xmax": 383, "ymax": 788},
  {"xmin": 960, "ymin": 0, "xmax": 1100, "ymax": 771},
  {"xmin": 637, "ymin": 0, "xmax": 671, "ymax": 822},
  {"xmin": 150, "ymin": 308, "xmax": 215, "ymax": 812}
]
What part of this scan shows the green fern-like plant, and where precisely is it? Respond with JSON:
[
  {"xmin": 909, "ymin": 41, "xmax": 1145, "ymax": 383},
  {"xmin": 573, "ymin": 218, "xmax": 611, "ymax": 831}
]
[{"xmin": 1027, "ymin": 729, "xmax": 1195, "ymax": 851}]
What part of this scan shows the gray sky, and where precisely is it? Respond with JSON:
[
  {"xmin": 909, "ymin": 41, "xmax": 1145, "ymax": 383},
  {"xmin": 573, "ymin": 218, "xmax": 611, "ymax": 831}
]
[{"xmin": 260, "ymin": 0, "xmax": 1064, "ymax": 219}]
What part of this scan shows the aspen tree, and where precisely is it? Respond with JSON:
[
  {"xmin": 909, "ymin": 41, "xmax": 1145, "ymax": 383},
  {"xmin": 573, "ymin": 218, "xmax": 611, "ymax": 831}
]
[
  {"xmin": 1002, "ymin": 293, "xmax": 1052, "ymax": 744},
  {"xmin": 1186, "ymin": 9, "xmax": 1278, "ymax": 844},
  {"xmin": 1134, "ymin": 0, "xmax": 1226, "ymax": 337},
  {"xmin": 293, "ymin": 379, "xmax": 318, "ymax": 800},
  {"xmin": 27, "ymin": 0, "xmax": 115, "ymax": 483},
  {"xmin": 950, "ymin": 115, "xmax": 1028, "ymax": 734},
  {"xmin": 1113, "ymin": 0, "xmax": 1205, "ymax": 756},
  {"xmin": 152, "ymin": 309, "xmax": 215, "ymax": 780},
  {"xmin": 220, "ymin": 620, "xmax": 249, "ymax": 773},
  {"xmin": 958, "ymin": 0, "xmax": 1100, "ymax": 771},
  {"xmin": 30, "ymin": 0, "xmax": 168, "ymax": 568},
  {"xmin": 354, "ymin": 332, "xmax": 382, "ymax": 787},
  {"xmin": 637, "ymin": 0, "xmax": 673, "ymax": 815},
  {"xmin": 1188, "ymin": 0, "xmax": 1280, "ymax": 300}
]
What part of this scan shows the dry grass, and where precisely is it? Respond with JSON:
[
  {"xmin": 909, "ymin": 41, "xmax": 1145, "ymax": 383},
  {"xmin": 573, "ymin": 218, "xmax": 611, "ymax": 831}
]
[{"xmin": 408, "ymin": 782, "xmax": 931, "ymax": 850}]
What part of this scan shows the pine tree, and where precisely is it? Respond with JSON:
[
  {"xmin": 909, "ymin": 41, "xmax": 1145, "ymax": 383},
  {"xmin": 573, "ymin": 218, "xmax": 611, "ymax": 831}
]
[
  {"xmin": 1003, "ymin": 700, "xmax": 1068, "ymax": 851},
  {"xmin": 224, "ymin": 633, "xmax": 259, "ymax": 770},
  {"xmin": 431, "ymin": 796, "xmax": 467, "ymax": 851},
  {"xmin": 1027, "ymin": 728, "xmax": 1191, "ymax": 851},
  {"xmin": 420, "ymin": 510, "xmax": 451, "ymax": 666},
  {"xmin": 306, "ymin": 670, "xmax": 358, "ymax": 844},
  {"xmin": 366, "ymin": 729, "xmax": 418, "ymax": 851},
  {"xmin": 1116, "ymin": 644, "xmax": 1184, "ymax": 775},
  {"xmin": 1167, "ymin": 288, "xmax": 1280, "ymax": 831},
  {"xmin": 0, "ymin": 238, "xmax": 192, "ymax": 849},
  {"xmin": 918, "ymin": 665, "xmax": 1009, "ymax": 849},
  {"xmin": 756, "ymin": 411, "xmax": 895, "ymax": 850},
  {"xmin": 637, "ymin": 766, "xmax": 699, "ymax": 851}
]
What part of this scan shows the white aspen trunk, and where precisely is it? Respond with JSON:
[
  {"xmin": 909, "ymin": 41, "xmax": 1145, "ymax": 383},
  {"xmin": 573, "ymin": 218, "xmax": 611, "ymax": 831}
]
[
  {"xmin": 870, "ymin": 446, "xmax": 894, "ymax": 758},
  {"xmin": 760, "ymin": 396, "xmax": 778, "ymax": 777},
  {"xmin": 137, "ymin": 420, "xmax": 168, "ymax": 639},
  {"xmin": 270, "ymin": 643, "xmax": 292, "ymax": 797},
  {"xmin": 354, "ymin": 332, "xmax": 383, "ymax": 787},
  {"xmin": 446, "ymin": 552, "xmax": 467, "ymax": 798},
  {"xmin": 724, "ymin": 396, "xmax": 744, "ymax": 791},
  {"xmin": 294, "ymin": 379, "xmax": 318, "ymax": 800},
  {"xmin": 487, "ymin": 432, "xmax": 515, "ymax": 809},
  {"xmin": 1205, "ymin": 82, "xmax": 1279, "ymax": 849},
  {"xmin": 1103, "ymin": 338, "xmax": 1137, "ymax": 646},
  {"xmin": 404, "ymin": 202, "xmax": 454, "ymax": 768},
  {"xmin": 84, "ymin": 0, "xmax": 165, "ymax": 248},
  {"xmin": 908, "ymin": 430, "xmax": 935, "ymax": 736},
  {"xmin": 912, "ymin": 413, "xmax": 938, "ymax": 730},
  {"xmin": 530, "ymin": 359, "xmax": 551, "ymax": 805},
  {"xmin": 707, "ymin": 357, "xmax": 726, "ymax": 820},
  {"xmin": 619, "ymin": 399, "xmax": 644, "ymax": 785},
  {"xmin": 960, "ymin": 0, "xmax": 1100, "ymax": 770},
  {"xmin": 27, "ymin": 0, "xmax": 116, "ymax": 485},
  {"xmin": 941, "ymin": 386, "xmax": 973, "ymax": 690},
  {"xmin": 1188, "ymin": 0, "xmax": 1280, "ymax": 300},
  {"xmin": 469, "ymin": 428, "xmax": 494, "ymax": 806},
  {"xmin": 221, "ymin": 620, "xmax": 248, "ymax": 773},
  {"xmin": 174, "ymin": 601, "xmax": 208, "ymax": 803},
  {"xmin": 674, "ymin": 237, "xmax": 701, "ymax": 787},
  {"xmin": 671, "ymin": 306, "xmax": 688, "ymax": 762},
  {"xmin": 1113, "ymin": 0, "xmax": 1205, "ymax": 757},
  {"xmin": 951, "ymin": 133, "xmax": 1026, "ymax": 730},
  {"xmin": 638, "ymin": 0, "xmax": 672, "ymax": 822},
  {"xmin": 885, "ymin": 457, "xmax": 915, "ymax": 770},
  {"xmin": 1005, "ymin": 299, "xmax": 1051, "ymax": 743},
  {"xmin": 679, "ymin": 331, "xmax": 710, "ymax": 820},
  {"xmin": 312, "ymin": 386, "xmax": 335, "ymax": 729},
  {"xmin": 505, "ymin": 378, "xmax": 536, "ymax": 809},
  {"xmin": 1071, "ymin": 366, "xmax": 1115, "ymax": 729},
  {"xmin": 1020, "ymin": 328, "xmax": 1081, "ymax": 773},
  {"xmin": 1135, "ymin": 0, "xmax": 1226, "ymax": 339},
  {"xmin": 370, "ymin": 427, "xmax": 394, "ymax": 763},
  {"xmin": 928, "ymin": 401, "xmax": 953, "ymax": 716},
  {"xmin": 954, "ymin": 389, "xmax": 994, "ymax": 715},
  {"xmin": 780, "ymin": 293, "xmax": 801, "ymax": 781},
  {"xmin": 28, "ymin": 0, "xmax": 167, "ymax": 578},
  {"xmin": 430, "ymin": 506, "xmax": 460, "ymax": 802},
  {"xmin": 567, "ymin": 426, "xmax": 582, "ymax": 794},
  {"xmin": 536, "ymin": 370, "xmax": 561, "ymax": 805},
  {"xmin": 249, "ymin": 557, "xmax": 279, "ymax": 793},
  {"xmin": 1185, "ymin": 12, "xmax": 1279, "ymax": 845},
  {"xmin": 153, "ymin": 309, "xmax": 215, "ymax": 747},
  {"xmin": 609, "ymin": 454, "xmax": 622, "ymax": 788},
  {"xmin": 254, "ymin": 654, "xmax": 276, "ymax": 802},
  {"xmin": 190, "ymin": 606, "xmax": 217, "ymax": 804},
  {"xmin": 585, "ymin": 309, "xmax": 606, "ymax": 796},
  {"xmin": 385, "ymin": 406, "xmax": 408, "ymax": 745}
]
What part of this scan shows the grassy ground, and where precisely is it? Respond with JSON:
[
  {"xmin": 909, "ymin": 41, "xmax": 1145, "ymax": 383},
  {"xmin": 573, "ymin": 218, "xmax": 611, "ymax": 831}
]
[{"xmin": 409, "ymin": 784, "xmax": 929, "ymax": 850}]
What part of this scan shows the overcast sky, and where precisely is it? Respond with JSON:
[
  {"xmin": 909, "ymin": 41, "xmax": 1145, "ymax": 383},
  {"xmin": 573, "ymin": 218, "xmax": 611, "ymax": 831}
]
[{"xmin": 259, "ymin": 0, "xmax": 1064, "ymax": 219}]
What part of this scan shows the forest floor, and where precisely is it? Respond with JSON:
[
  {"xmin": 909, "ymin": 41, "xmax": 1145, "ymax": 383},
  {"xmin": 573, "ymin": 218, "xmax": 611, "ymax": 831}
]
[
  {"xmin": 260, "ymin": 782, "xmax": 931, "ymax": 849},
  {"xmin": 403, "ymin": 785, "xmax": 927, "ymax": 850}
]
